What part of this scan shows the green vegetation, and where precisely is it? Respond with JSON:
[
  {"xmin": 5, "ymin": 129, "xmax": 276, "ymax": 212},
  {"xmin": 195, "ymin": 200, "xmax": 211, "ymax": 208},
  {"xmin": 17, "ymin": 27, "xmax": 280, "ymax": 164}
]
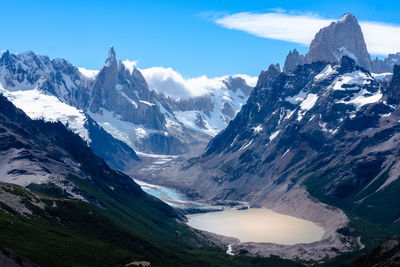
[
  {"xmin": 303, "ymin": 164, "xmax": 400, "ymax": 266},
  {"xmin": 0, "ymin": 181, "xmax": 303, "ymax": 267}
]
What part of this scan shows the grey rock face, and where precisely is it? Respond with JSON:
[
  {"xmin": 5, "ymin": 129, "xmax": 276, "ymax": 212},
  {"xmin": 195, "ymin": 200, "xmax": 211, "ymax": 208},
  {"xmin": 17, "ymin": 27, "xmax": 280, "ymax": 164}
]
[
  {"xmin": 283, "ymin": 49, "xmax": 305, "ymax": 73},
  {"xmin": 372, "ymin": 53, "xmax": 400, "ymax": 73},
  {"xmin": 88, "ymin": 48, "xmax": 166, "ymax": 130},
  {"xmin": 255, "ymin": 63, "xmax": 281, "ymax": 88},
  {"xmin": 221, "ymin": 102, "xmax": 235, "ymax": 118},
  {"xmin": 162, "ymin": 94, "xmax": 214, "ymax": 117},
  {"xmin": 86, "ymin": 116, "xmax": 140, "ymax": 170},
  {"xmin": 223, "ymin": 76, "xmax": 253, "ymax": 97},
  {"xmin": 305, "ymin": 13, "xmax": 372, "ymax": 70},
  {"xmin": 387, "ymin": 65, "xmax": 400, "ymax": 105},
  {"xmin": 0, "ymin": 50, "xmax": 84, "ymax": 103}
]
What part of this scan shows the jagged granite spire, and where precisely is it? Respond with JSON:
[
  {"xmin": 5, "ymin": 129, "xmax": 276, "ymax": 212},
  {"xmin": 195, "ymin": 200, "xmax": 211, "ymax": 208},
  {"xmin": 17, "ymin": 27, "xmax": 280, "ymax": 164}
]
[
  {"xmin": 256, "ymin": 63, "xmax": 281, "ymax": 88},
  {"xmin": 305, "ymin": 13, "xmax": 372, "ymax": 70},
  {"xmin": 283, "ymin": 49, "xmax": 305, "ymax": 73},
  {"xmin": 105, "ymin": 46, "xmax": 117, "ymax": 67},
  {"xmin": 387, "ymin": 65, "xmax": 400, "ymax": 105}
]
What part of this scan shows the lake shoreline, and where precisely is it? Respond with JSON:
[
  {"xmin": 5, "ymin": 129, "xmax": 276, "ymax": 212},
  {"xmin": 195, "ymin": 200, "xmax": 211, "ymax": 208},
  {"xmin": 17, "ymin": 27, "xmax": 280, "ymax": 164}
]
[
  {"xmin": 187, "ymin": 208, "xmax": 325, "ymax": 245},
  {"xmin": 134, "ymin": 178, "xmax": 362, "ymax": 261}
]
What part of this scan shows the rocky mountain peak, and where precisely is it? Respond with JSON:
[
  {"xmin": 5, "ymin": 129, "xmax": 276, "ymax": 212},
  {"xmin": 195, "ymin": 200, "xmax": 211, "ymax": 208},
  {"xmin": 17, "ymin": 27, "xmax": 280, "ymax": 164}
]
[
  {"xmin": 338, "ymin": 13, "xmax": 357, "ymax": 24},
  {"xmin": 387, "ymin": 65, "xmax": 400, "ymax": 105},
  {"xmin": 0, "ymin": 49, "xmax": 10, "ymax": 59},
  {"xmin": 372, "ymin": 52, "xmax": 400, "ymax": 73},
  {"xmin": 305, "ymin": 13, "xmax": 372, "ymax": 70},
  {"xmin": 0, "ymin": 50, "xmax": 13, "ymax": 67},
  {"xmin": 223, "ymin": 76, "xmax": 253, "ymax": 96},
  {"xmin": 338, "ymin": 55, "xmax": 358, "ymax": 72},
  {"xmin": 283, "ymin": 49, "xmax": 305, "ymax": 73},
  {"xmin": 256, "ymin": 63, "xmax": 281, "ymax": 88},
  {"xmin": 105, "ymin": 46, "xmax": 117, "ymax": 68}
]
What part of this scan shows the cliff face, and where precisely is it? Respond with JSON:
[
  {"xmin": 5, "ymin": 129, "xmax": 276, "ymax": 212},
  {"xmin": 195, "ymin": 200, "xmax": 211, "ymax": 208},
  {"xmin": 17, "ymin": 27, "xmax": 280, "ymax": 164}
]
[
  {"xmin": 372, "ymin": 53, "xmax": 400, "ymax": 73},
  {"xmin": 305, "ymin": 13, "xmax": 372, "ymax": 70},
  {"xmin": 283, "ymin": 49, "xmax": 305, "ymax": 73},
  {"xmin": 283, "ymin": 13, "xmax": 376, "ymax": 73}
]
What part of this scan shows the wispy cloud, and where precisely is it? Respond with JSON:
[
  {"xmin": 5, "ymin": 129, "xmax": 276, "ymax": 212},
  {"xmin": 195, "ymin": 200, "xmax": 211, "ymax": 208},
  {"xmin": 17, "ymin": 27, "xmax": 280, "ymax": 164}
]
[
  {"xmin": 214, "ymin": 12, "xmax": 400, "ymax": 55},
  {"xmin": 361, "ymin": 22, "xmax": 400, "ymax": 55}
]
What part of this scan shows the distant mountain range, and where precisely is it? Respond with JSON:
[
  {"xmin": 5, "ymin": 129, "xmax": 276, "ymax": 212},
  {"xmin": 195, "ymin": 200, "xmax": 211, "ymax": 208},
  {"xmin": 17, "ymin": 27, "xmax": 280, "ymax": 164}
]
[{"xmin": 0, "ymin": 48, "xmax": 252, "ymax": 163}]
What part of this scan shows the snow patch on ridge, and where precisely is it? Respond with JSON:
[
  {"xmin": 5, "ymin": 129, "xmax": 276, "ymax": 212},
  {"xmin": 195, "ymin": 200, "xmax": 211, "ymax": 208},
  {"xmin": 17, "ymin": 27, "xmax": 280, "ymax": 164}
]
[
  {"xmin": 269, "ymin": 130, "xmax": 280, "ymax": 141},
  {"xmin": 372, "ymin": 72, "xmax": 393, "ymax": 82},
  {"xmin": 297, "ymin": 94, "xmax": 318, "ymax": 121},
  {"xmin": 336, "ymin": 89, "xmax": 382, "ymax": 109},
  {"xmin": 314, "ymin": 65, "xmax": 336, "ymax": 81},
  {"xmin": 88, "ymin": 108, "xmax": 162, "ymax": 151},
  {"xmin": 253, "ymin": 125, "xmax": 263, "ymax": 133},
  {"xmin": 285, "ymin": 91, "xmax": 307, "ymax": 104},
  {"xmin": 0, "ymin": 87, "xmax": 90, "ymax": 142},
  {"xmin": 332, "ymin": 71, "xmax": 373, "ymax": 90}
]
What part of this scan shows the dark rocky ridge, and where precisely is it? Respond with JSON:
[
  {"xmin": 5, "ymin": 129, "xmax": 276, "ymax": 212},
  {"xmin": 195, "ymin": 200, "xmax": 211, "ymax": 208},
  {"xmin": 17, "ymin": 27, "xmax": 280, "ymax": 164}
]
[
  {"xmin": 0, "ymin": 93, "xmax": 143, "ymax": 198},
  {"xmin": 387, "ymin": 65, "xmax": 400, "ymax": 105},
  {"xmin": 346, "ymin": 236, "xmax": 400, "ymax": 267}
]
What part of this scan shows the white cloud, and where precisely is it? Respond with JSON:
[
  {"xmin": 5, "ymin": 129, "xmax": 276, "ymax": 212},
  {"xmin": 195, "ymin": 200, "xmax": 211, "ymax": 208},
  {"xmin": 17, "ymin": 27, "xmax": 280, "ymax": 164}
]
[
  {"xmin": 140, "ymin": 67, "xmax": 256, "ymax": 99},
  {"xmin": 122, "ymin": 59, "xmax": 139, "ymax": 73},
  {"xmin": 78, "ymin": 67, "xmax": 99, "ymax": 79},
  {"xmin": 361, "ymin": 22, "xmax": 400, "ymax": 55},
  {"xmin": 215, "ymin": 12, "xmax": 400, "ymax": 55}
]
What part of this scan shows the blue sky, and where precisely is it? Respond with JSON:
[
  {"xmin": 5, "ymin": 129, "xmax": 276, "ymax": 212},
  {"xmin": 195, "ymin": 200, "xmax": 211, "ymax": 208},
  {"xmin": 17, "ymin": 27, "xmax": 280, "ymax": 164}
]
[{"xmin": 1, "ymin": 0, "xmax": 400, "ymax": 77}]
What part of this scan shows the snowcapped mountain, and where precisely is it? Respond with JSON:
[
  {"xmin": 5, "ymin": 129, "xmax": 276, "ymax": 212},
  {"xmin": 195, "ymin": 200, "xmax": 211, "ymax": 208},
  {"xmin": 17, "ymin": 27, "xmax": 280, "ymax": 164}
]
[
  {"xmin": 0, "ymin": 51, "xmax": 139, "ymax": 170},
  {"xmin": 152, "ymin": 74, "xmax": 254, "ymax": 136},
  {"xmin": 0, "ymin": 48, "xmax": 254, "ymax": 160},
  {"xmin": 159, "ymin": 56, "xmax": 400, "ymax": 259},
  {"xmin": 79, "ymin": 47, "xmax": 254, "ymax": 155}
]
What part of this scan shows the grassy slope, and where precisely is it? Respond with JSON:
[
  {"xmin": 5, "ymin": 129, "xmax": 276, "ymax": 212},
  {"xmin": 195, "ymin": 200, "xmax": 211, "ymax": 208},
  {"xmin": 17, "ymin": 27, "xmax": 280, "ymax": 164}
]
[{"xmin": 0, "ymin": 181, "xmax": 303, "ymax": 267}]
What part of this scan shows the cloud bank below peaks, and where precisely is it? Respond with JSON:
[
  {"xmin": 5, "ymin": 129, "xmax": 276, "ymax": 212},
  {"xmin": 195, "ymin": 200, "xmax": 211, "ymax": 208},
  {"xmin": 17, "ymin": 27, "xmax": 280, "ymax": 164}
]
[{"xmin": 140, "ymin": 66, "xmax": 257, "ymax": 99}]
